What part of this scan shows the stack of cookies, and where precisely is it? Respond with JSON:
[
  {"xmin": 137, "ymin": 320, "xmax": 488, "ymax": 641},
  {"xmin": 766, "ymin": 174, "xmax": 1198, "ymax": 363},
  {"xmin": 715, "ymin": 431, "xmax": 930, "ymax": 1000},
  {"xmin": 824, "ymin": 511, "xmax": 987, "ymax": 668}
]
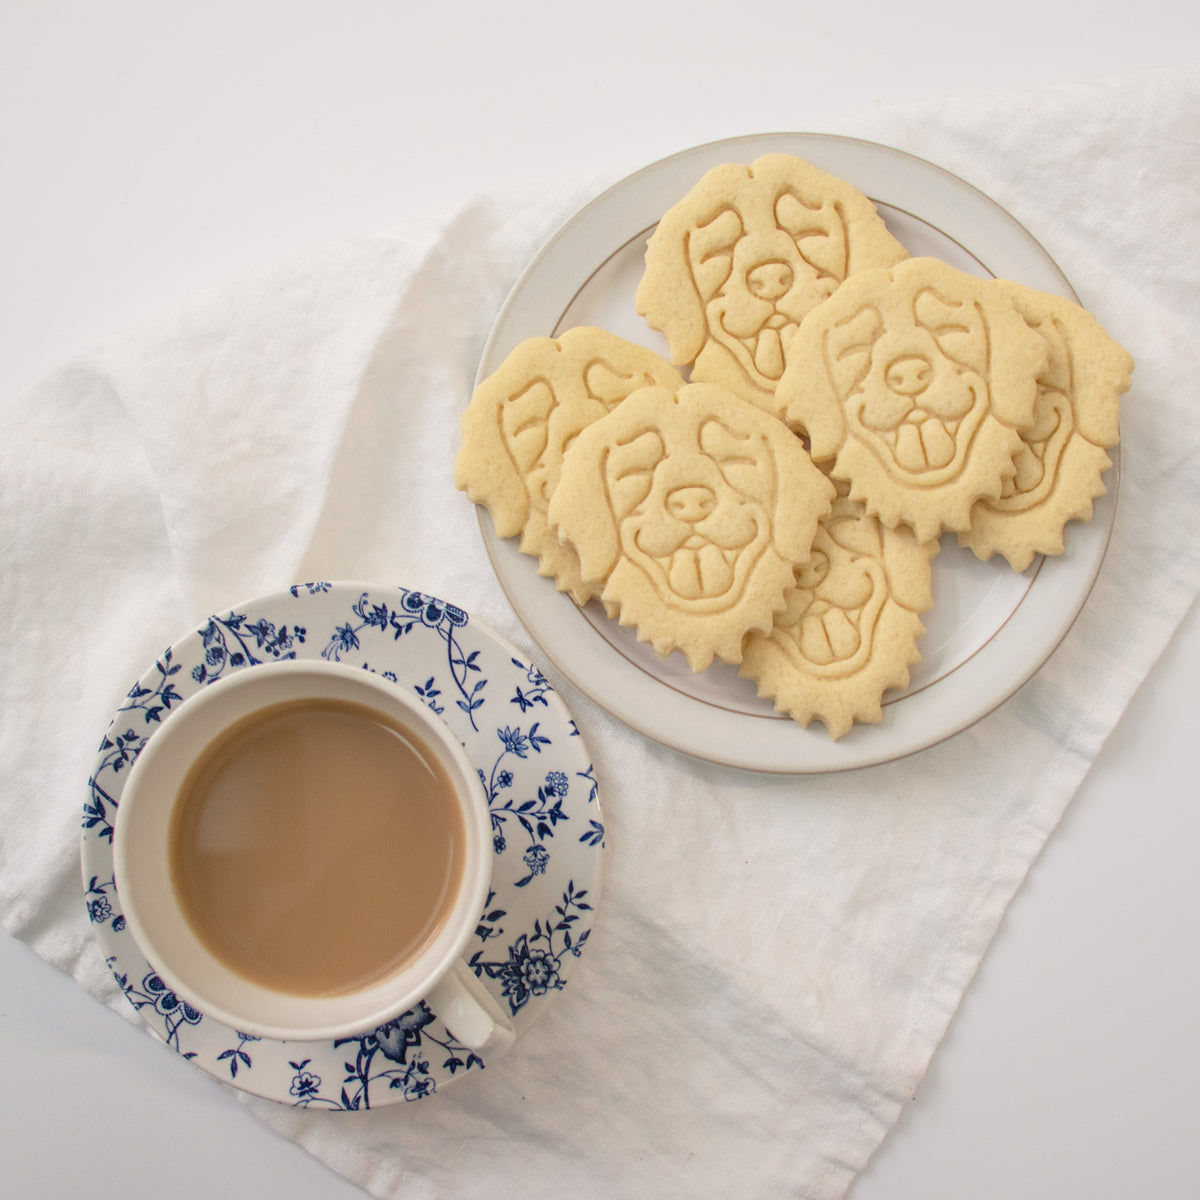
[{"xmin": 455, "ymin": 153, "xmax": 1132, "ymax": 739}]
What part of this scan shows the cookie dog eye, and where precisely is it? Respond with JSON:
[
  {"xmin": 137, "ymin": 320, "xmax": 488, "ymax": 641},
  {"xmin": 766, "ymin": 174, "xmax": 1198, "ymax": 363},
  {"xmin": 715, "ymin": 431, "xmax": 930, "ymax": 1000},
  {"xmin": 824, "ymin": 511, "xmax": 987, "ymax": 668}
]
[
  {"xmin": 776, "ymin": 190, "xmax": 846, "ymax": 282},
  {"xmin": 687, "ymin": 207, "xmax": 742, "ymax": 298},
  {"xmin": 824, "ymin": 306, "xmax": 883, "ymax": 401},
  {"xmin": 605, "ymin": 430, "xmax": 663, "ymax": 517},
  {"xmin": 795, "ymin": 548, "xmax": 830, "ymax": 590},
  {"xmin": 700, "ymin": 419, "xmax": 769, "ymax": 501},
  {"xmin": 913, "ymin": 288, "xmax": 988, "ymax": 375},
  {"xmin": 821, "ymin": 558, "xmax": 874, "ymax": 610},
  {"xmin": 585, "ymin": 358, "xmax": 652, "ymax": 406},
  {"xmin": 500, "ymin": 378, "xmax": 555, "ymax": 473}
]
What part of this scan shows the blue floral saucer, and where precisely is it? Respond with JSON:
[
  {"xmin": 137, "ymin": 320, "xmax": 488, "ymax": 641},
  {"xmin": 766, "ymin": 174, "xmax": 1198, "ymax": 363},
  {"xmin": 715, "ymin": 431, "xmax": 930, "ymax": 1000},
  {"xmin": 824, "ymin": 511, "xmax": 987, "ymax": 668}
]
[{"xmin": 81, "ymin": 582, "xmax": 604, "ymax": 1108}]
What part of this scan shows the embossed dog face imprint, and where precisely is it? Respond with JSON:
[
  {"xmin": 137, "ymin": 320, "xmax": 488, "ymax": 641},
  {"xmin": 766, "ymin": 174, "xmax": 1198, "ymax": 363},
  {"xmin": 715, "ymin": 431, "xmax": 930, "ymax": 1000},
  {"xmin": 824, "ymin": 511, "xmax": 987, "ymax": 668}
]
[
  {"xmin": 686, "ymin": 181, "xmax": 848, "ymax": 390},
  {"xmin": 504, "ymin": 354, "xmax": 658, "ymax": 509},
  {"xmin": 455, "ymin": 328, "xmax": 685, "ymax": 603},
  {"xmin": 991, "ymin": 316, "xmax": 1074, "ymax": 507},
  {"xmin": 957, "ymin": 280, "xmax": 1131, "ymax": 569},
  {"xmin": 826, "ymin": 285, "xmax": 995, "ymax": 485},
  {"xmin": 766, "ymin": 496, "xmax": 932, "ymax": 670},
  {"xmin": 739, "ymin": 492, "xmax": 935, "ymax": 737},
  {"xmin": 604, "ymin": 415, "xmax": 780, "ymax": 613},
  {"xmin": 781, "ymin": 258, "xmax": 1047, "ymax": 540},
  {"xmin": 549, "ymin": 382, "xmax": 834, "ymax": 669},
  {"xmin": 636, "ymin": 154, "xmax": 907, "ymax": 412},
  {"xmin": 776, "ymin": 506, "xmax": 892, "ymax": 678}
]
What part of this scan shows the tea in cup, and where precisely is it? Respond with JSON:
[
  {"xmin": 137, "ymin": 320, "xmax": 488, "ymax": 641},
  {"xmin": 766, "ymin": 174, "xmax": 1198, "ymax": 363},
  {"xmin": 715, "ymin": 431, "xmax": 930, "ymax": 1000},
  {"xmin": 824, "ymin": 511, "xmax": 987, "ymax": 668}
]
[{"xmin": 113, "ymin": 659, "xmax": 514, "ymax": 1051}]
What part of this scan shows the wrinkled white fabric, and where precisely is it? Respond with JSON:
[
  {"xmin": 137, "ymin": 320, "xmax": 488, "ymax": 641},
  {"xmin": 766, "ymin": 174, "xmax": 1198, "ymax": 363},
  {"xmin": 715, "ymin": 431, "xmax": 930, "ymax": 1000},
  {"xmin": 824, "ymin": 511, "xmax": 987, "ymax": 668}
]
[{"xmin": 2, "ymin": 68, "xmax": 1197, "ymax": 1200}]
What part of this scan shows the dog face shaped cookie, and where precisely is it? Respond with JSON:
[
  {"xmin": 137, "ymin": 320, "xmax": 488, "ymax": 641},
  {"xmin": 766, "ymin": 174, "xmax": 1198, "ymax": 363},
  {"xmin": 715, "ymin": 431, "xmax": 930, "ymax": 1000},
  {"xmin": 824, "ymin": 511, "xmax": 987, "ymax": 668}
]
[
  {"xmin": 635, "ymin": 154, "xmax": 907, "ymax": 415},
  {"xmin": 740, "ymin": 490, "xmax": 936, "ymax": 738},
  {"xmin": 779, "ymin": 258, "xmax": 1047, "ymax": 542},
  {"xmin": 957, "ymin": 281, "xmax": 1132, "ymax": 570},
  {"xmin": 454, "ymin": 327, "xmax": 685, "ymax": 603},
  {"xmin": 548, "ymin": 382, "xmax": 835, "ymax": 671}
]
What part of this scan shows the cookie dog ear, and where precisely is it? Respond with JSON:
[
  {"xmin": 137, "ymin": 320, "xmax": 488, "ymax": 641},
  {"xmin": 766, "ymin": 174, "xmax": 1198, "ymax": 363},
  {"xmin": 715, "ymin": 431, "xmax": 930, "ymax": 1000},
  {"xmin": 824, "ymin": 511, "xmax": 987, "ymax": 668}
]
[
  {"xmin": 637, "ymin": 177, "xmax": 745, "ymax": 366},
  {"xmin": 775, "ymin": 314, "xmax": 853, "ymax": 460},
  {"xmin": 995, "ymin": 282, "xmax": 1130, "ymax": 449},
  {"xmin": 880, "ymin": 524, "xmax": 937, "ymax": 612},
  {"xmin": 824, "ymin": 304, "xmax": 883, "ymax": 403},
  {"xmin": 636, "ymin": 229, "xmax": 706, "ymax": 365},
  {"xmin": 769, "ymin": 428, "xmax": 837, "ymax": 562},
  {"xmin": 549, "ymin": 420, "xmax": 664, "ymax": 588},
  {"xmin": 456, "ymin": 349, "xmax": 562, "ymax": 536},
  {"xmin": 913, "ymin": 275, "xmax": 1046, "ymax": 431}
]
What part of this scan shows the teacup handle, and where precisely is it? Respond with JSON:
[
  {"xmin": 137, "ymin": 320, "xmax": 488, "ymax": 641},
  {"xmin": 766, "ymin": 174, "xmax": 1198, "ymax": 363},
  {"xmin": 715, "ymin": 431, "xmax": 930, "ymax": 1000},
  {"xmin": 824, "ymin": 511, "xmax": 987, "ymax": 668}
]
[{"xmin": 425, "ymin": 960, "xmax": 516, "ymax": 1057}]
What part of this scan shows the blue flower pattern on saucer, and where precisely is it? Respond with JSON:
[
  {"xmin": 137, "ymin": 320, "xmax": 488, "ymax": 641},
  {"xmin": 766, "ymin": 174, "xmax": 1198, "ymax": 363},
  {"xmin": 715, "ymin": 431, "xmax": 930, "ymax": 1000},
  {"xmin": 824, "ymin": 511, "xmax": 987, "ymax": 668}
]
[
  {"xmin": 81, "ymin": 583, "xmax": 603, "ymax": 1108},
  {"xmin": 469, "ymin": 880, "xmax": 592, "ymax": 1013}
]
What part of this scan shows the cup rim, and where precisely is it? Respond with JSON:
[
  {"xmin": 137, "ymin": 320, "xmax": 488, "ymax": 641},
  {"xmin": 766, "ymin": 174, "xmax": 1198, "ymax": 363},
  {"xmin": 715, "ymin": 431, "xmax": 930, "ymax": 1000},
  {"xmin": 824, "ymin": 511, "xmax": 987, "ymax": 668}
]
[{"xmin": 112, "ymin": 659, "xmax": 491, "ymax": 1042}]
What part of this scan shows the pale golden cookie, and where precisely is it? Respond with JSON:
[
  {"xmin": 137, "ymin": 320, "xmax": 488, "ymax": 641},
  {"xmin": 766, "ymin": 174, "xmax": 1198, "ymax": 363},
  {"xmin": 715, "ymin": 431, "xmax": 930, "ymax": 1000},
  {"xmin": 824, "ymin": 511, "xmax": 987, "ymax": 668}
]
[
  {"xmin": 957, "ymin": 281, "xmax": 1132, "ymax": 570},
  {"xmin": 547, "ymin": 381, "xmax": 835, "ymax": 671},
  {"xmin": 635, "ymin": 153, "xmax": 907, "ymax": 416},
  {"xmin": 454, "ymin": 327, "xmax": 685, "ymax": 603},
  {"xmin": 779, "ymin": 257, "xmax": 1048, "ymax": 543},
  {"xmin": 740, "ymin": 488, "xmax": 937, "ymax": 738}
]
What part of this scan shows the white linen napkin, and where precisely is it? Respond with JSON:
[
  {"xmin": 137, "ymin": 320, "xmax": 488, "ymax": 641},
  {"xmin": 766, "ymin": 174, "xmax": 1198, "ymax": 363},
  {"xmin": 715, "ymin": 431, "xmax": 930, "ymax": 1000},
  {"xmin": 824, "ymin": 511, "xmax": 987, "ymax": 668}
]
[{"xmin": 2, "ymin": 67, "xmax": 1198, "ymax": 1200}]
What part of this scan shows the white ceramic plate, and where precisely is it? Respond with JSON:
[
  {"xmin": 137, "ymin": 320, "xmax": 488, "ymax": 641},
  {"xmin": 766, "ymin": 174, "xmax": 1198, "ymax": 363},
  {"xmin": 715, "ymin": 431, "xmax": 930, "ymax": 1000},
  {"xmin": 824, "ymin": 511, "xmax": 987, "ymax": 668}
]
[{"xmin": 473, "ymin": 134, "xmax": 1117, "ymax": 774}]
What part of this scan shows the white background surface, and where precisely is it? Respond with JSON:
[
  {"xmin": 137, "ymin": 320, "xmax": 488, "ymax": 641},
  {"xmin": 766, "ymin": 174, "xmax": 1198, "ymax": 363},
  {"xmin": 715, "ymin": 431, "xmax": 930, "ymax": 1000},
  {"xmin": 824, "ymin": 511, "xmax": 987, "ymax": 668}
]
[{"xmin": 2, "ymin": 3, "xmax": 1197, "ymax": 1197}]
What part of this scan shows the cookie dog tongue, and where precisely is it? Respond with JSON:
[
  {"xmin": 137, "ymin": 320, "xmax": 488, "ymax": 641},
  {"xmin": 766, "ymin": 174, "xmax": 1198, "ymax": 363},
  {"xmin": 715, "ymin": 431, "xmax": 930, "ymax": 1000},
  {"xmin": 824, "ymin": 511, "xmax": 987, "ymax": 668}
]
[
  {"xmin": 751, "ymin": 318, "xmax": 799, "ymax": 382},
  {"xmin": 667, "ymin": 541, "xmax": 734, "ymax": 599},
  {"xmin": 892, "ymin": 415, "xmax": 957, "ymax": 472},
  {"xmin": 754, "ymin": 327, "xmax": 785, "ymax": 380}
]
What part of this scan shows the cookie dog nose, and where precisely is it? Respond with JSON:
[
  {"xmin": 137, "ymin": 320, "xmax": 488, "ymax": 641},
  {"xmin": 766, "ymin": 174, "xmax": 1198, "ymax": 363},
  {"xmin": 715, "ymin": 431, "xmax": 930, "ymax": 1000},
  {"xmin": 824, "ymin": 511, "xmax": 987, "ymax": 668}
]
[
  {"xmin": 885, "ymin": 355, "xmax": 932, "ymax": 396},
  {"xmin": 666, "ymin": 485, "xmax": 717, "ymax": 523},
  {"xmin": 746, "ymin": 260, "xmax": 794, "ymax": 301}
]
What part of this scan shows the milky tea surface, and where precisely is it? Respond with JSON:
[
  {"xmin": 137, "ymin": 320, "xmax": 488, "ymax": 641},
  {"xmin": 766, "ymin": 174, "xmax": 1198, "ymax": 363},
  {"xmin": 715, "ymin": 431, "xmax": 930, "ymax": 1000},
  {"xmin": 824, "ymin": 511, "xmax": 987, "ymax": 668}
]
[{"xmin": 169, "ymin": 698, "xmax": 465, "ymax": 996}]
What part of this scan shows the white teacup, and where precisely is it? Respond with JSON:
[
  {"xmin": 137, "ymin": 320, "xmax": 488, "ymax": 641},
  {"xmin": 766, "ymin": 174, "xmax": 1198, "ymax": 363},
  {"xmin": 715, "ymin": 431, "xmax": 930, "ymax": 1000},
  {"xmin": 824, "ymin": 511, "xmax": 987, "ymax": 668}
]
[{"xmin": 113, "ymin": 659, "xmax": 515, "ymax": 1051}]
